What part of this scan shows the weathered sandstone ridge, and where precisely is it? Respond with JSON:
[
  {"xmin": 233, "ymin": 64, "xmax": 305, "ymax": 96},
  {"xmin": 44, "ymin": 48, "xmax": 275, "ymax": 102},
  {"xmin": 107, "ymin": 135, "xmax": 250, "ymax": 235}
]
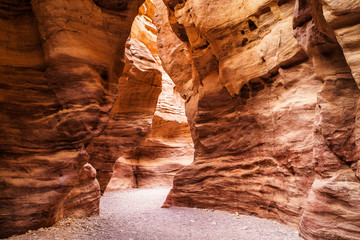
[
  {"xmin": 1, "ymin": 0, "xmax": 360, "ymax": 239},
  {"xmin": 1, "ymin": 0, "xmax": 193, "ymax": 237},
  {"xmin": 155, "ymin": 0, "xmax": 360, "ymax": 239},
  {"xmin": 103, "ymin": 0, "xmax": 194, "ymax": 191},
  {"xmin": 0, "ymin": 0, "xmax": 144, "ymax": 237},
  {"xmin": 86, "ymin": 34, "xmax": 163, "ymax": 193},
  {"xmin": 106, "ymin": 69, "xmax": 194, "ymax": 191}
]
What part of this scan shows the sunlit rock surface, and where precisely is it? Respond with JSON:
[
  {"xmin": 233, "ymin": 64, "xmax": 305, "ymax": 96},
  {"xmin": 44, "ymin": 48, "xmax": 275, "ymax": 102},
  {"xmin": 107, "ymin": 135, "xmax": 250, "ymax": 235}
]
[
  {"xmin": 106, "ymin": 69, "xmax": 194, "ymax": 191},
  {"xmin": 321, "ymin": 0, "xmax": 360, "ymax": 86},
  {"xmin": 104, "ymin": 0, "xmax": 194, "ymax": 192},
  {"xmin": 87, "ymin": 35, "xmax": 162, "ymax": 193},
  {"xmin": 1, "ymin": 0, "xmax": 360, "ymax": 239},
  {"xmin": 155, "ymin": 0, "xmax": 360, "ymax": 238},
  {"xmin": 0, "ymin": 0, "xmax": 143, "ymax": 237},
  {"xmin": 293, "ymin": 0, "xmax": 360, "ymax": 239}
]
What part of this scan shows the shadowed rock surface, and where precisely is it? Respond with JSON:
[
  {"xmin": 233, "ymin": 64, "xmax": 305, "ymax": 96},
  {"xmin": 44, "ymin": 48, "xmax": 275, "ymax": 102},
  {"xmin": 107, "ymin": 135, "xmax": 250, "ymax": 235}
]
[
  {"xmin": 1, "ymin": 0, "xmax": 360, "ymax": 239},
  {"xmin": 0, "ymin": 0, "xmax": 144, "ymax": 237},
  {"xmin": 154, "ymin": 0, "xmax": 360, "ymax": 239},
  {"xmin": 89, "ymin": 0, "xmax": 194, "ymax": 193}
]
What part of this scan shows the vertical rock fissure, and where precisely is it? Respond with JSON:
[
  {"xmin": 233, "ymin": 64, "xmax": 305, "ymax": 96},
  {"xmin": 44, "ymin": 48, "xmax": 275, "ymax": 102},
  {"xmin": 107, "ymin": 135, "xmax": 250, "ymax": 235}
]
[
  {"xmin": 293, "ymin": 0, "xmax": 360, "ymax": 239},
  {"xmin": 2, "ymin": 0, "xmax": 360, "ymax": 239},
  {"xmin": 95, "ymin": 0, "xmax": 194, "ymax": 193}
]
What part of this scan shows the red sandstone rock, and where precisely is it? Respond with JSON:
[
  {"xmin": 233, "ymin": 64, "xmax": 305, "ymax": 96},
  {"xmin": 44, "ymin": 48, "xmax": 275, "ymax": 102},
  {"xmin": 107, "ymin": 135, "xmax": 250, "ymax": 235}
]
[
  {"xmin": 300, "ymin": 169, "xmax": 360, "ymax": 240},
  {"xmin": 153, "ymin": 0, "xmax": 194, "ymax": 99},
  {"xmin": 104, "ymin": 0, "xmax": 194, "ymax": 192},
  {"xmin": 293, "ymin": 0, "xmax": 360, "ymax": 239},
  {"xmin": 87, "ymin": 36, "xmax": 162, "ymax": 194},
  {"xmin": 0, "ymin": 0, "xmax": 143, "ymax": 237},
  {"xmin": 63, "ymin": 163, "xmax": 101, "ymax": 218},
  {"xmin": 156, "ymin": 0, "xmax": 360, "ymax": 239},
  {"xmin": 106, "ymin": 70, "xmax": 194, "ymax": 191},
  {"xmin": 321, "ymin": 0, "xmax": 360, "ymax": 86},
  {"xmin": 132, "ymin": 70, "xmax": 193, "ymax": 188},
  {"xmin": 1, "ymin": 0, "xmax": 360, "ymax": 239}
]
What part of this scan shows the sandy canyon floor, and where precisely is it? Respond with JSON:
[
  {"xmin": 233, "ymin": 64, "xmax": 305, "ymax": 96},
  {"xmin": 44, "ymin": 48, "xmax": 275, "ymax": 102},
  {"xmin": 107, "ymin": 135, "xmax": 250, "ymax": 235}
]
[{"xmin": 7, "ymin": 188, "xmax": 303, "ymax": 240}]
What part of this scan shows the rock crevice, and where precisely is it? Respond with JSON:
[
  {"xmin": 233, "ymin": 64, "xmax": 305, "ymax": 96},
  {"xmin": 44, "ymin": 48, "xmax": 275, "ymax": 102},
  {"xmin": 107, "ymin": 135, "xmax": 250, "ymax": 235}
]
[
  {"xmin": 1, "ymin": 0, "xmax": 360, "ymax": 239},
  {"xmin": 155, "ymin": 0, "xmax": 360, "ymax": 239}
]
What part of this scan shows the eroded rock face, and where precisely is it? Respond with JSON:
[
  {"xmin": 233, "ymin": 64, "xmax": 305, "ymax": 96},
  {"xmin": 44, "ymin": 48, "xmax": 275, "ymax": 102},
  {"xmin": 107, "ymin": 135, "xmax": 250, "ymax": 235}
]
[
  {"xmin": 104, "ymin": 0, "xmax": 194, "ymax": 192},
  {"xmin": 106, "ymin": 70, "xmax": 194, "ymax": 191},
  {"xmin": 2, "ymin": 0, "xmax": 359, "ymax": 239},
  {"xmin": 155, "ymin": 0, "xmax": 360, "ymax": 238},
  {"xmin": 321, "ymin": 0, "xmax": 360, "ymax": 86},
  {"xmin": 130, "ymin": 70, "xmax": 193, "ymax": 189},
  {"xmin": 86, "ymin": 0, "xmax": 161, "ymax": 194},
  {"xmin": 87, "ymin": 36, "xmax": 163, "ymax": 193},
  {"xmin": 63, "ymin": 163, "xmax": 101, "ymax": 218},
  {"xmin": 293, "ymin": 0, "xmax": 360, "ymax": 239},
  {"xmin": 0, "ymin": 0, "xmax": 143, "ymax": 237}
]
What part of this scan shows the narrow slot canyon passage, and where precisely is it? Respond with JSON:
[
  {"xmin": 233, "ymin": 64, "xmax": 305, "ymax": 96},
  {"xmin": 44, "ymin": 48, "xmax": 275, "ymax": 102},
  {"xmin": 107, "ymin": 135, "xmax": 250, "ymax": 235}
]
[
  {"xmin": 1, "ymin": 0, "xmax": 360, "ymax": 239},
  {"xmin": 8, "ymin": 188, "xmax": 302, "ymax": 240}
]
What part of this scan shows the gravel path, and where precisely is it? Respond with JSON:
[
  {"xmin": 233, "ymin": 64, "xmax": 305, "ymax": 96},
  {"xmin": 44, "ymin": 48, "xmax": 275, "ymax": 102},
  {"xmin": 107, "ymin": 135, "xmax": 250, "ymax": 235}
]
[{"xmin": 8, "ymin": 188, "xmax": 303, "ymax": 240}]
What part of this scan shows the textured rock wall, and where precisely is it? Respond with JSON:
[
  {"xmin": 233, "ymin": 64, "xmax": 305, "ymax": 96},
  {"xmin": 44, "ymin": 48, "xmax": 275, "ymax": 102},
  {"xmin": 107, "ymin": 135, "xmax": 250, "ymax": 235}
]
[
  {"xmin": 106, "ymin": 70, "xmax": 194, "ymax": 191},
  {"xmin": 104, "ymin": 0, "xmax": 194, "ymax": 191},
  {"xmin": 0, "ymin": 0, "xmax": 143, "ymax": 237},
  {"xmin": 293, "ymin": 0, "xmax": 360, "ymax": 239},
  {"xmin": 87, "ymin": 34, "xmax": 163, "ymax": 193},
  {"xmin": 2, "ymin": 0, "xmax": 359, "ymax": 239},
  {"xmin": 155, "ymin": 0, "xmax": 360, "ymax": 238},
  {"xmin": 129, "ymin": 70, "xmax": 193, "ymax": 189},
  {"xmin": 0, "ymin": 1, "xmax": 192, "ymax": 237}
]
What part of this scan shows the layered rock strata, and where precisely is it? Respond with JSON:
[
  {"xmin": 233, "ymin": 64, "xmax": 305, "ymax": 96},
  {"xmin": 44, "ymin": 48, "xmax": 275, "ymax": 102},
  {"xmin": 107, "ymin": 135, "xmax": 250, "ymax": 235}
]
[
  {"xmin": 128, "ymin": 70, "xmax": 193, "ymax": 189},
  {"xmin": 0, "ymin": 0, "xmax": 143, "ymax": 237},
  {"xmin": 2, "ymin": 0, "xmax": 359, "ymax": 239},
  {"xmin": 294, "ymin": 0, "xmax": 360, "ymax": 239},
  {"xmin": 86, "ymin": 35, "xmax": 163, "ymax": 193},
  {"xmin": 103, "ymin": 0, "xmax": 194, "ymax": 192},
  {"xmin": 155, "ymin": 0, "xmax": 360, "ymax": 239},
  {"xmin": 106, "ymin": 70, "xmax": 194, "ymax": 191}
]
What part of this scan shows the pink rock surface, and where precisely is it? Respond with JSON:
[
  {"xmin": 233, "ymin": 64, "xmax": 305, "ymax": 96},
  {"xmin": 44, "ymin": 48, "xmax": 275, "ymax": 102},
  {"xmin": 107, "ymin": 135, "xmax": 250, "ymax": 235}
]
[
  {"xmin": 87, "ymin": 36, "xmax": 162, "ymax": 194},
  {"xmin": 1, "ymin": 0, "xmax": 360, "ymax": 239},
  {"xmin": 0, "ymin": 0, "xmax": 143, "ymax": 237},
  {"xmin": 155, "ymin": 0, "xmax": 360, "ymax": 238},
  {"xmin": 104, "ymin": 0, "xmax": 194, "ymax": 192}
]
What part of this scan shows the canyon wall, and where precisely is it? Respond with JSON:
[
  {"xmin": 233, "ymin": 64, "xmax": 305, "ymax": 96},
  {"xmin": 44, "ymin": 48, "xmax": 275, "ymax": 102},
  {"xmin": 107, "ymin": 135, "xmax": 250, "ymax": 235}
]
[
  {"xmin": 294, "ymin": 1, "xmax": 360, "ymax": 239},
  {"xmin": 155, "ymin": 0, "xmax": 360, "ymax": 239},
  {"xmin": 104, "ymin": 0, "xmax": 194, "ymax": 191},
  {"xmin": 1, "ymin": 0, "xmax": 359, "ymax": 239},
  {"xmin": 106, "ymin": 69, "xmax": 194, "ymax": 191},
  {"xmin": 86, "ymin": 34, "xmax": 163, "ymax": 194},
  {"xmin": 0, "ymin": 1, "xmax": 192, "ymax": 237},
  {"xmin": 0, "ymin": 0, "xmax": 144, "ymax": 237}
]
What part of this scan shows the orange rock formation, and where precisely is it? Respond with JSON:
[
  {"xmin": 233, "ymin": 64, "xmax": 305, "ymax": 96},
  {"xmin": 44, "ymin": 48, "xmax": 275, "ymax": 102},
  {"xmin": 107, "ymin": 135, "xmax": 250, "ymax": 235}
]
[
  {"xmin": 1, "ymin": 0, "xmax": 360, "ymax": 239},
  {"xmin": 155, "ymin": 0, "xmax": 360, "ymax": 239},
  {"xmin": 90, "ymin": 0, "xmax": 194, "ymax": 192},
  {"xmin": 0, "ymin": 0, "xmax": 144, "ymax": 237}
]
